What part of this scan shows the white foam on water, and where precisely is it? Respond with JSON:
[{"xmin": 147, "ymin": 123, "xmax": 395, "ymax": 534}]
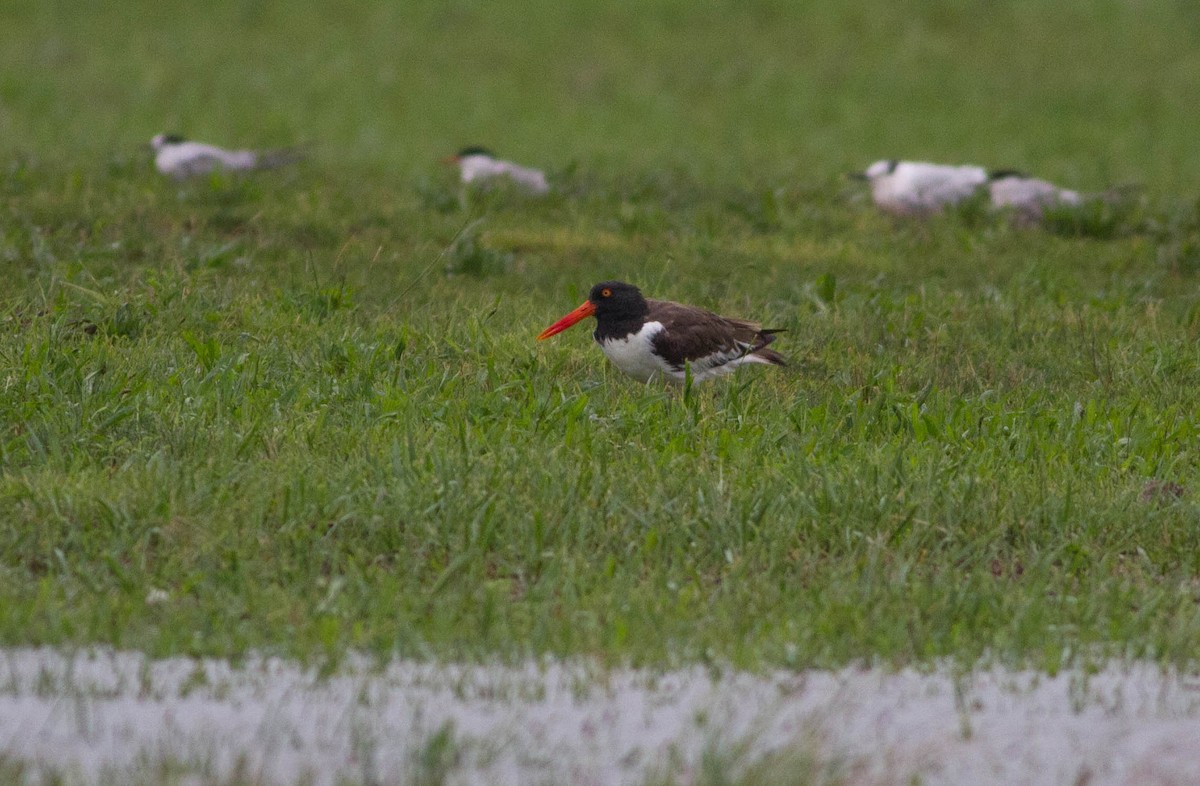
[{"xmin": 1, "ymin": 648, "xmax": 1199, "ymax": 785}]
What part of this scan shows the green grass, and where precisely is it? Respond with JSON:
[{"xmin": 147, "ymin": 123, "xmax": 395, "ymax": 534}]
[{"xmin": 2, "ymin": 0, "xmax": 1200, "ymax": 670}]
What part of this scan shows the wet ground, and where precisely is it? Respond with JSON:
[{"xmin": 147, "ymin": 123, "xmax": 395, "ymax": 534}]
[{"xmin": 2, "ymin": 649, "xmax": 1199, "ymax": 785}]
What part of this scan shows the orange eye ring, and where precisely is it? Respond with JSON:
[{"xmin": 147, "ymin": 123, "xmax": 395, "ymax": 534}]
[{"xmin": 601, "ymin": 288, "xmax": 612, "ymax": 297}]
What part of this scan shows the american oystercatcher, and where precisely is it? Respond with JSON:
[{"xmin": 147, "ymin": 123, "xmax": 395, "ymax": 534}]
[
  {"xmin": 150, "ymin": 134, "xmax": 302, "ymax": 180},
  {"xmin": 445, "ymin": 146, "xmax": 550, "ymax": 195},
  {"xmin": 852, "ymin": 159, "xmax": 990, "ymax": 216},
  {"xmin": 537, "ymin": 281, "xmax": 786, "ymax": 383}
]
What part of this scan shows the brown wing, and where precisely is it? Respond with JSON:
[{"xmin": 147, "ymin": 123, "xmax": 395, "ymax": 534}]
[{"xmin": 646, "ymin": 299, "xmax": 784, "ymax": 370}]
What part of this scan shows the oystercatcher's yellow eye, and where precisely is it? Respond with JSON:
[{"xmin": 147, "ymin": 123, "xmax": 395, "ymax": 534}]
[{"xmin": 601, "ymin": 288, "xmax": 612, "ymax": 298}]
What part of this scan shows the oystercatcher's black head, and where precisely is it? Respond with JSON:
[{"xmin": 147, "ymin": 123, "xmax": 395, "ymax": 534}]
[
  {"xmin": 537, "ymin": 281, "xmax": 648, "ymax": 340},
  {"xmin": 588, "ymin": 281, "xmax": 647, "ymax": 321}
]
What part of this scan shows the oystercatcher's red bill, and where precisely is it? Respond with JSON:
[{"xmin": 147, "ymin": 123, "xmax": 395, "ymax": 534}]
[{"xmin": 537, "ymin": 300, "xmax": 596, "ymax": 340}]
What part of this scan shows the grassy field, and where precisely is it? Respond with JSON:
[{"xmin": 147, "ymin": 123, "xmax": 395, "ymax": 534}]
[{"xmin": 2, "ymin": 0, "xmax": 1200, "ymax": 671}]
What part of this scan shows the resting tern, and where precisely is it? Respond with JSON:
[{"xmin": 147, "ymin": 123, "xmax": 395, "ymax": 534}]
[
  {"xmin": 852, "ymin": 160, "xmax": 989, "ymax": 216},
  {"xmin": 854, "ymin": 159, "xmax": 1092, "ymax": 223},
  {"xmin": 987, "ymin": 172, "xmax": 1083, "ymax": 221},
  {"xmin": 445, "ymin": 146, "xmax": 550, "ymax": 195},
  {"xmin": 150, "ymin": 134, "xmax": 302, "ymax": 180}
]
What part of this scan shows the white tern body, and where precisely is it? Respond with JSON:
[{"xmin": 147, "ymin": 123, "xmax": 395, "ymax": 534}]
[
  {"xmin": 151, "ymin": 134, "xmax": 299, "ymax": 180},
  {"xmin": 456, "ymin": 152, "xmax": 549, "ymax": 195}
]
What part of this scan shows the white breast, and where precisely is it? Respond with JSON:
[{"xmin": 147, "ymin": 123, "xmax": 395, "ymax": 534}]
[
  {"xmin": 597, "ymin": 322, "xmax": 772, "ymax": 383},
  {"xmin": 598, "ymin": 322, "xmax": 676, "ymax": 382}
]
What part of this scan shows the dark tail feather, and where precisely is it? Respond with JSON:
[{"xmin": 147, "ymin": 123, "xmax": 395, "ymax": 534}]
[
  {"xmin": 752, "ymin": 329, "xmax": 786, "ymax": 366},
  {"xmin": 988, "ymin": 169, "xmax": 1027, "ymax": 181},
  {"xmin": 751, "ymin": 347, "xmax": 787, "ymax": 366},
  {"xmin": 255, "ymin": 146, "xmax": 307, "ymax": 170}
]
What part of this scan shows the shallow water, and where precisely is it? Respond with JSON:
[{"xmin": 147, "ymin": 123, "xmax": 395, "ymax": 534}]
[{"xmin": 1, "ymin": 648, "xmax": 1199, "ymax": 785}]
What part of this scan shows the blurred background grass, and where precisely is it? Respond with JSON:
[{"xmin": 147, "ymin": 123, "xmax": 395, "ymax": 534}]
[{"xmin": 3, "ymin": 0, "xmax": 1199, "ymax": 190}]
